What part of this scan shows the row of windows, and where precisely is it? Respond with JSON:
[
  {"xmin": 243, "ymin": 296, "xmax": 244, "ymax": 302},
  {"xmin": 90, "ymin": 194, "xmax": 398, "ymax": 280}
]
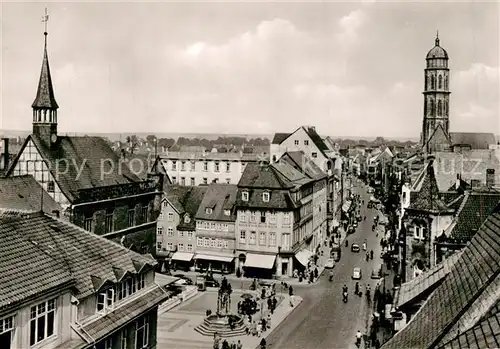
[
  {"xmin": 169, "ymin": 160, "xmax": 246, "ymax": 173},
  {"xmin": 83, "ymin": 206, "xmax": 149, "ymax": 233},
  {"xmin": 196, "ymin": 221, "xmax": 230, "ymax": 231},
  {"xmin": 158, "ymin": 242, "xmax": 194, "ymax": 252},
  {"xmin": 239, "ymin": 211, "xmax": 290, "ymax": 224},
  {"xmin": 171, "ymin": 176, "xmax": 233, "ymax": 185},
  {"xmin": 426, "ymin": 99, "xmax": 449, "ymax": 117},
  {"xmin": 96, "ymin": 315, "xmax": 150, "ymax": 349},
  {"xmin": 425, "ymin": 74, "xmax": 449, "ymax": 91},
  {"xmin": 97, "ymin": 274, "xmax": 146, "ymax": 313},
  {"xmin": 294, "ymin": 140, "xmax": 309, "ymax": 146},
  {"xmin": 196, "ymin": 237, "xmax": 230, "ymax": 249},
  {"xmin": 239, "ymin": 231, "xmax": 277, "ymax": 246},
  {"xmin": 157, "ymin": 226, "xmax": 193, "ymax": 238},
  {"xmin": 241, "ymin": 191, "xmax": 270, "ymax": 202}
]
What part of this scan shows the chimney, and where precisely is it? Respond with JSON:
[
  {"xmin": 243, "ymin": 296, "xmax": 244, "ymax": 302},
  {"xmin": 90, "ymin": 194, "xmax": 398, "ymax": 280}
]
[
  {"xmin": 2, "ymin": 138, "xmax": 9, "ymax": 171},
  {"xmin": 455, "ymin": 174, "xmax": 461, "ymax": 190},
  {"xmin": 486, "ymin": 168, "xmax": 495, "ymax": 188}
]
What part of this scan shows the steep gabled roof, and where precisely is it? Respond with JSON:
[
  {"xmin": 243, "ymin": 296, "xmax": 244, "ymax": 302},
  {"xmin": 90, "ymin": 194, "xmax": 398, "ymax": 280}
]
[
  {"xmin": 424, "ymin": 123, "xmax": 452, "ymax": 152},
  {"xmin": 8, "ymin": 135, "xmax": 143, "ymax": 203},
  {"xmin": 271, "ymin": 133, "xmax": 291, "ymax": 144},
  {"xmin": 0, "ymin": 212, "xmax": 155, "ymax": 309},
  {"xmin": 176, "ymin": 186, "xmax": 208, "ymax": 230},
  {"xmin": 444, "ymin": 191, "xmax": 500, "ymax": 242},
  {"xmin": 450, "ymin": 132, "xmax": 497, "ymax": 150},
  {"xmin": 280, "ymin": 151, "xmax": 327, "ymax": 180},
  {"xmin": 408, "ymin": 158, "xmax": 452, "ymax": 213},
  {"xmin": 303, "ymin": 126, "xmax": 329, "ymax": 155},
  {"xmin": 195, "ymin": 184, "xmax": 237, "ymax": 222},
  {"xmin": 382, "ymin": 203, "xmax": 500, "ymax": 349},
  {"xmin": 238, "ymin": 162, "xmax": 292, "ymax": 189},
  {"xmin": 0, "ymin": 175, "xmax": 62, "ymax": 214}
]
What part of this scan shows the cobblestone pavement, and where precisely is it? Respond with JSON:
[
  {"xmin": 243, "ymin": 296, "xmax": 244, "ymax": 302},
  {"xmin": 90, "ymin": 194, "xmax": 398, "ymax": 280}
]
[{"xmin": 157, "ymin": 288, "xmax": 303, "ymax": 349}]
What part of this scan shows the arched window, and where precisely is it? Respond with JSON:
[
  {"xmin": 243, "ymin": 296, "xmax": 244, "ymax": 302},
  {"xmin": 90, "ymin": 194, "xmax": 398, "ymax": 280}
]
[
  {"xmin": 444, "ymin": 76, "xmax": 449, "ymax": 90},
  {"xmin": 431, "ymin": 75, "xmax": 436, "ymax": 90},
  {"xmin": 444, "ymin": 100, "xmax": 448, "ymax": 116},
  {"xmin": 438, "ymin": 75, "xmax": 443, "ymax": 89},
  {"xmin": 437, "ymin": 100, "xmax": 442, "ymax": 116},
  {"xmin": 429, "ymin": 99, "xmax": 434, "ymax": 115},
  {"xmin": 425, "ymin": 75, "xmax": 428, "ymax": 90}
]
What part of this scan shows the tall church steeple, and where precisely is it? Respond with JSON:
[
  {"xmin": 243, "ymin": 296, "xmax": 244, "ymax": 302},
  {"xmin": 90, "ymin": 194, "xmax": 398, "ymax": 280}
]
[
  {"xmin": 32, "ymin": 9, "xmax": 59, "ymax": 146},
  {"xmin": 421, "ymin": 32, "xmax": 451, "ymax": 153}
]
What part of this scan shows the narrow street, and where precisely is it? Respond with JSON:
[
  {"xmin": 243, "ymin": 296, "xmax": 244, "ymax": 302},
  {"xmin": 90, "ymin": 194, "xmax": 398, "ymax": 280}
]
[{"xmin": 265, "ymin": 180, "xmax": 384, "ymax": 349}]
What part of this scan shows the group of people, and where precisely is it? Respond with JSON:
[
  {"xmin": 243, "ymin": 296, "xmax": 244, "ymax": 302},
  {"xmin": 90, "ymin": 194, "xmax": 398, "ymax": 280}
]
[{"xmin": 213, "ymin": 334, "xmax": 243, "ymax": 349}]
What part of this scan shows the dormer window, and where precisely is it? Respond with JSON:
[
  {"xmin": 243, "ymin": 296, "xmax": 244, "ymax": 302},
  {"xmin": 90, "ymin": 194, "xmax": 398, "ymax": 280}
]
[
  {"xmin": 224, "ymin": 209, "xmax": 231, "ymax": 216},
  {"xmin": 262, "ymin": 192, "xmax": 270, "ymax": 202},
  {"xmin": 242, "ymin": 191, "xmax": 249, "ymax": 201},
  {"xmin": 205, "ymin": 208, "xmax": 213, "ymax": 215},
  {"xmin": 97, "ymin": 288, "xmax": 115, "ymax": 313},
  {"xmin": 184, "ymin": 215, "xmax": 191, "ymax": 223}
]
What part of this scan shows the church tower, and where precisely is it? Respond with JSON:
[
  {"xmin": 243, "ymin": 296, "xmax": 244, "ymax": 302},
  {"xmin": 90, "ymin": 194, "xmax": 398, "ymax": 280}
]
[
  {"xmin": 421, "ymin": 33, "xmax": 451, "ymax": 153},
  {"xmin": 32, "ymin": 24, "xmax": 59, "ymax": 147}
]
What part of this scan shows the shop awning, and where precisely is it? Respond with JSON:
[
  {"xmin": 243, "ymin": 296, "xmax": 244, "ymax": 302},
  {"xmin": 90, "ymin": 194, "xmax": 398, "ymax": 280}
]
[
  {"xmin": 171, "ymin": 252, "xmax": 194, "ymax": 262},
  {"xmin": 195, "ymin": 253, "xmax": 234, "ymax": 263},
  {"xmin": 244, "ymin": 253, "xmax": 276, "ymax": 269},
  {"xmin": 342, "ymin": 201, "xmax": 352, "ymax": 212},
  {"xmin": 295, "ymin": 250, "xmax": 314, "ymax": 267}
]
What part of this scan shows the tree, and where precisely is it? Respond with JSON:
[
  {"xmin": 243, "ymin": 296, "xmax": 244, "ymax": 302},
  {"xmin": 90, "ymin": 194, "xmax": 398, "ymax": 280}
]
[
  {"xmin": 146, "ymin": 135, "xmax": 157, "ymax": 147},
  {"xmin": 125, "ymin": 135, "xmax": 139, "ymax": 154},
  {"xmin": 157, "ymin": 138, "xmax": 175, "ymax": 149}
]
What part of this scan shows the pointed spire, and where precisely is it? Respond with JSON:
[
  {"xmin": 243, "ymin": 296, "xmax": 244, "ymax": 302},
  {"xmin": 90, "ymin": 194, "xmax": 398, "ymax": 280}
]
[
  {"xmin": 435, "ymin": 30, "xmax": 440, "ymax": 46},
  {"xmin": 32, "ymin": 17, "xmax": 58, "ymax": 110}
]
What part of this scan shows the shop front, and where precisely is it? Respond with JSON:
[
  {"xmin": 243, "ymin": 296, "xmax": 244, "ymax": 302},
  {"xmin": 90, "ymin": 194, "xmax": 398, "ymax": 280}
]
[
  {"xmin": 294, "ymin": 249, "xmax": 314, "ymax": 272},
  {"xmin": 194, "ymin": 252, "xmax": 235, "ymax": 274},
  {"xmin": 171, "ymin": 252, "xmax": 195, "ymax": 271},
  {"xmin": 242, "ymin": 253, "xmax": 277, "ymax": 279}
]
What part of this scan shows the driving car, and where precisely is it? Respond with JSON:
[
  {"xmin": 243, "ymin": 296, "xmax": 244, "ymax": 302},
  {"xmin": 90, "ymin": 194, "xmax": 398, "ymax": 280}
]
[
  {"xmin": 351, "ymin": 243, "xmax": 361, "ymax": 253},
  {"xmin": 352, "ymin": 267, "xmax": 362, "ymax": 280},
  {"xmin": 325, "ymin": 258, "xmax": 335, "ymax": 269}
]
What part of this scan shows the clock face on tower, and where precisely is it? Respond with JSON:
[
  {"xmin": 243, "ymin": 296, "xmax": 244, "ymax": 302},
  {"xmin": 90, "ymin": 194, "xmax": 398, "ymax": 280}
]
[{"xmin": 50, "ymin": 133, "xmax": 57, "ymax": 144}]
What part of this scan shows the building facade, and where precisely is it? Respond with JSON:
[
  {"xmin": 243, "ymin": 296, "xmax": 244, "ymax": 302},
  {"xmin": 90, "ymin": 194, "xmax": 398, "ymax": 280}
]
[
  {"xmin": 159, "ymin": 151, "xmax": 259, "ymax": 186},
  {"xmin": 0, "ymin": 211, "xmax": 168, "ymax": 349},
  {"xmin": 6, "ymin": 30, "xmax": 162, "ymax": 256},
  {"xmin": 194, "ymin": 184, "xmax": 238, "ymax": 273},
  {"xmin": 235, "ymin": 161, "xmax": 328, "ymax": 279}
]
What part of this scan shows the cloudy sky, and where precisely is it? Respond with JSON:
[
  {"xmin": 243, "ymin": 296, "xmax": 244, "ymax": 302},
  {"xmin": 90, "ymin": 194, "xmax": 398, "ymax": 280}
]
[{"xmin": 0, "ymin": 1, "xmax": 498, "ymax": 138}]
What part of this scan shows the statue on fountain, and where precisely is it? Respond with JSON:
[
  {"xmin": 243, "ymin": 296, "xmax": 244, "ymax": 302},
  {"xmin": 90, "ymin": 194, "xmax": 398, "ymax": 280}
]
[{"xmin": 217, "ymin": 277, "xmax": 232, "ymax": 316}]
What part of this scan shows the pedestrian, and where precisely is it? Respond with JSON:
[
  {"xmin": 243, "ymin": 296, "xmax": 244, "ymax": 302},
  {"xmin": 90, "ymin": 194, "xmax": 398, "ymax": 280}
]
[
  {"xmin": 236, "ymin": 340, "xmax": 243, "ymax": 349},
  {"xmin": 289, "ymin": 285, "xmax": 293, "ymax": 296},
  {"xmin": 314, "ymin": 267, "xmax": 319, "ymax": 279},
  {"xmin": 266, "ymin": 313, "xmax": 272, "ymax": 329},
  {"xmin": 272, "ymin": 296, "xmax": 277, "ymax": 310},
  {"xmin": 222, "ymin": 339, "xmax": 229, "ymax": 349},
  {"xmin": 267, "ymin": 297, "xmax": 272, "ymax": 310},
  {"xmin": 260, "ymin": 338, "xmax": 267, "ymax": 349}
]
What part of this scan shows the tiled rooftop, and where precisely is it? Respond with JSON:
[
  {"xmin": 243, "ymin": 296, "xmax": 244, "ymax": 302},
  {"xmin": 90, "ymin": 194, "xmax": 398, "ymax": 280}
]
[
  {"xmin": 408, "ymin": 158, "xmax": 452, "ymax": 213},
  {"xmin": 382, "ymin": 203, "xmax": 500, "ymax": 349},
  {"xmin": 396, "ymin": 251, "xmax": 462, "ymax": 309},
  {"xmin": 445, "ymin": 192, "xmax": 500, "ymax": 241},
  {"xmin": 450, "ymin": 132, "xmax": 497, "ymax": 150},
  {"xmin": 0, "ymin": 212, "xmax": 155, "ymax": 310},
  {"xmin": 0, "ymin": 175, "xmax": 62, "ymax": 213},
  {"xmin": 195, "ymin": 184, "xmax": 238, "ymax": 222},
  {"xmin": 11, "ymin": 135, "xmax": 143, "ymax": 203}
]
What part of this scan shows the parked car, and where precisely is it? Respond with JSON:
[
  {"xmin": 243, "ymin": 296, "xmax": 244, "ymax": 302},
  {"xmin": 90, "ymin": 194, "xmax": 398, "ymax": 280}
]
[
  {"xmin": 352, "ymin": 267, "xmax": 362, "ymax": 280},
  {"xmin": 173, "ymin": 274, "xmax": 194, "ymax": 285},
  {"xmin": 351, "ymin": 243, "xmax": 361, "ymax": 253},
  {"xmin": 325, "ymin": 258, "xmax": 336, "ymax": 269}
]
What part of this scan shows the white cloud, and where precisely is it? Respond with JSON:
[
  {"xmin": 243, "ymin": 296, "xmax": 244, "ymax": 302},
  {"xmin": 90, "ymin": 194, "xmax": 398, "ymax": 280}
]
[
  {"xmin": 336, "ymin": 10, "xmax": 367, "ymax": 45},
  {"xmin": 452, "ymin": 63, "xmax": 499, "ymax": 130}
]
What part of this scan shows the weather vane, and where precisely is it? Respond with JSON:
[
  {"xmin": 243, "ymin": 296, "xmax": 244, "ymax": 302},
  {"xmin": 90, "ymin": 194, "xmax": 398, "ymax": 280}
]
[{"xmin": 42, "ymin": 8, "xmax": 49, "ymax": 34}]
